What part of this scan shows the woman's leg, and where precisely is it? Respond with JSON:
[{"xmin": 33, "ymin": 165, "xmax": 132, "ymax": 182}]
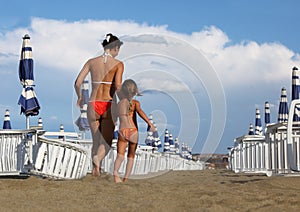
[
  {"xmin": 123, "ymin": 142, "xmax": 138, "ymax": 182},
  {"xmin": 114, "ymin": 137, "xmax": 127, "ymax": 183},
  {"xmin": 87, "ymin": 104, "xmax": 101, "ymax": 176},
  {"xmin": 97, "ymin": 107, "xmax": 115, "ymax": 172}
]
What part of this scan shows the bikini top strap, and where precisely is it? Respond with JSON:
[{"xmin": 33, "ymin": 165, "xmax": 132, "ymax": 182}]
[
  {"xmin": 92, "ymin": 81, "xmax": 113, "ymax": 84},
  {"xmin": 102, "ymin": 52, "xmax": 113, "ymax": 64}
]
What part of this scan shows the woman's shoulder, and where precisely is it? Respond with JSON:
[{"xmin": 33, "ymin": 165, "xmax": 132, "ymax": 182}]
[
  {"xmin": 115, "ymin": 59, "xmax": 124, "ymax": 68},
  {"xmin": 88, "ymin": 56, "xmax": 103, "ymax": 64}
]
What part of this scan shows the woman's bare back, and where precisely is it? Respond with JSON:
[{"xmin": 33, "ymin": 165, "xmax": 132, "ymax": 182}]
[{"xmin": 89, "ymin": 55, "xmax": 123, "ymax": 101}]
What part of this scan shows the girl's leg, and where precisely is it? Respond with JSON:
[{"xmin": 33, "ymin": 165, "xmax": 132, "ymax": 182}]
[
  {"xmin": 123, "ymin": 142, "xmax": 138, "ymax": 182},
  {"xmin": 114, "ymin": 137, "xmax": 127, "ymax": 183}
]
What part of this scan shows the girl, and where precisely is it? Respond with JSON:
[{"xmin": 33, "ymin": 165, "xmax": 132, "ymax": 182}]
[{"xmin": 113, "ymin": 79, "xmax": 155, "ymax": 183}]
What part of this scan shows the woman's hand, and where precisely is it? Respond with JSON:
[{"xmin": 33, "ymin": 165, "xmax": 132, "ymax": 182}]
[{"xmin": 77, "ymin": 97, "xmax": 83, "ymax": 108}]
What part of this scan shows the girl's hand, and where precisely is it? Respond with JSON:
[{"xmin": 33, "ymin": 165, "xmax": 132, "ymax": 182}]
[{"xmin": 149, "ymin": 123, "xmax": 156, "ymax": 132}]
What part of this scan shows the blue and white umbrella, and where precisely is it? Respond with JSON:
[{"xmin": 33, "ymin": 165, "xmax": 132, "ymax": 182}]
[
  {"xmin": 277, "ymin": 87, "xmax": 289, "ymax": 123},
  {"xmin": 58, "ymin": 124, "xmax": 64, "ymax": 139},
  {"xmin": 255, "ymin": 109, "xmax": 262, "ymax": 135},
  {"xmin": 181, "ymin": 142, "xmax": 192, "ymax": 159},
  {"xmin": 174, "ymin": 137, "xmax": 180, "ymax": 154},
  {"xmin": 38, "ymin": 117, "xmax": 43, "ymax": 129},
  {"xmin": 248, "ymin": 123, "xmax": 254, "ymax": 135},
  {"xmin": 181, "ymin": 142, "xmax": 187, "ymax": 158},
  {"xmin": 264, "ymin": 101, "xmax": 271, "ymax": 126},
  {"xmin": 168, "ymin": 133, "xmax": 175, "ymax": 152},
  {"xmin": 18, "ymin": 34, "xmax": 40, "ymax": 129},
  {"xmin": 152, "ymin": 123, "xmax": 162, "ymax": 149},
  {"xmin": 292, "ymin": 66, "xmax": 300, "ymax": 123},
  {"xmin": 187, "ymin": 146, "xmax": 193, "ymax": 160},
  {"xmin": 75, "ymin": 80, "xmax": 90, "ymax": 131},
  {"xmin": 3, "ymin": 109, "xmax": 12, "ymax": 129},
  {"xmin": 163, "ymin": 129, "xmax": 170, "ymax": 152}
]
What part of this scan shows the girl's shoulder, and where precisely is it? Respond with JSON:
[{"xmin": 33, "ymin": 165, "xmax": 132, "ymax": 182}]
[{"xmin": 132, "ymin": 99, "xmax": 140, "ymax": 103}]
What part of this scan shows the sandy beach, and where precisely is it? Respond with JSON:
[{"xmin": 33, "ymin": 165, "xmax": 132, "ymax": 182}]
[{"xmin": 0, "ymin": 169, "xmax": 300, "ymax": 212}]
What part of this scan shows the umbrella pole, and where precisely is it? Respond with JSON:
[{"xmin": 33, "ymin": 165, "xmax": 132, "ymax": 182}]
[{"xmin": 26, "ymin": 115, "xmax": 30, "ymax": 129}]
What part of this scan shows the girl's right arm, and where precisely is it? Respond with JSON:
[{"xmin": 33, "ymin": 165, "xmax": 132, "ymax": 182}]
[{"xmin": 135, "ymin": 100, "xmax": 155, "ymax": 131}]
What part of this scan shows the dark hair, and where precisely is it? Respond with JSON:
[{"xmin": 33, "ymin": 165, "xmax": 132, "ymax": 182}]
[
  {"xmin": 102, "ymin": 33, "xmax": 123, "ymax": 50},
  {"xmin": 121, "ymin": 79, "xmax": 139, "ymax": 99}
]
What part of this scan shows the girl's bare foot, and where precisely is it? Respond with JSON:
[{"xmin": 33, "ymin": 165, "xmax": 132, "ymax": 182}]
[
  {"xmin": 114, "ymin": 175, "xmax": 122, "ymax": 183},
  {"xmin": 123, "ymin": 177, "xmax": 128, "ymax": 182},
  {"xmin": 114, "ymin": 171, "xmax": 122, "ymax": 183}
]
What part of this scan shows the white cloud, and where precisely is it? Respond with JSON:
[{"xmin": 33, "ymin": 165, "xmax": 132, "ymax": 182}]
[
  {"xmin": 137, "ymin": 77, "xmax": 188, "ymax": 93},
  {"xmin": 1, "ymin": 17, "xmax": 299, "ymax": 89}
]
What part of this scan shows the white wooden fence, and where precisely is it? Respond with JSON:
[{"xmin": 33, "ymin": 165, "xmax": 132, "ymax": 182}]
[{"xmin": 0, "ymin": 129, "xmax": 204, "ymax": 179}]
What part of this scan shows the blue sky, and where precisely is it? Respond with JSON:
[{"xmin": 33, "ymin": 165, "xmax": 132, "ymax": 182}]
[{"xmin": 1, "ymin": 0, "xmax": 300, "ymax": 154}]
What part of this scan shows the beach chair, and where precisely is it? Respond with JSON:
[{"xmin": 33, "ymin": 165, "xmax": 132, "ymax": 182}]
[
  {"xmin": 0, "ymin": 129, "xmax": 36, "ymax": 176},
  {"xmin": 287, "ymin": 99, "xmax": 300, "ymax": 174},
  {"xmin": 31, "ymin": 135, "xmax": 89, "ymax": 180}
]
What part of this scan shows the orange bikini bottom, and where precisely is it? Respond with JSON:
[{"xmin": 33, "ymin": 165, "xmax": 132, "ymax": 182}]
[{"xmin": 119, "ymin": 128, "xmax": 138, "ymax": 143}]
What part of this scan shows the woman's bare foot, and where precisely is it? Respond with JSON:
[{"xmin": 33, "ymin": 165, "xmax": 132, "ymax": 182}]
[
  {"xmin": 92, "ymin": 164, "xmax": 100, "ymax": 177},
  {"xmin": 123, "ymin": 177, "xmax": 128, "ymax": 182}
]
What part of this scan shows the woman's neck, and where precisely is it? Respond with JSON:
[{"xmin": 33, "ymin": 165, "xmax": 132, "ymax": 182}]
[{"xmin": 103, "ymin": 51, "xmax": 113, "ymax": 63}]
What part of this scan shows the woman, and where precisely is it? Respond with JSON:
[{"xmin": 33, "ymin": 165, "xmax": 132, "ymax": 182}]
[
  {"xmin": 113, "ymin": 79, "xmax": 155, "ymax": 183},
  {"xmin": 75, "ymin": 33, "xmax": 124, "ymax": 176}
]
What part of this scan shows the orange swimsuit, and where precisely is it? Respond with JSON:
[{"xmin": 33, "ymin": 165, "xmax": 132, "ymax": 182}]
[
  {"xmin": 118, "ymin": 128, "xmax": 138, "ymax": 142},
  {"xmin": 118, "ymin": 113, "xmax": 138, "ymax": 143}
]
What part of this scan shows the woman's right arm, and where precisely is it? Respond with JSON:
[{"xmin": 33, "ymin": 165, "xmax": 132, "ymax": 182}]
[
  {"xmin": 74, "ymin": 61, "xmax": 90, "ymax": 107},
  {"xmin": 114, "ymin": 61, "xmax": 124, "ymax": 99}
]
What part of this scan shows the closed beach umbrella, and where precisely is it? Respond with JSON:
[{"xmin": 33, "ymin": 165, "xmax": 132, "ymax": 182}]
[
  {"xmin": 18, "ymin": 34, "xmax": 40, "ymax": 129},
  {"xmin": 163, "ymin": 129, "xmax": 170, "ymax": 152},
  {"xmin": 292, "ymin": 66, "xmax": 300, "ymax": 99},
  {"xmin": 248, "ymin": 123, "xmax": 254, "ymax": 135},
  {"xmin": 58, "ymin": 124, "xmax": 64, "ymax": 139},
  {"xmin": 38, "ymin": 117, "xmax": 43, "ymax": 129},
  {"xmin": 264, "ymin": 101, "xmax": 271, "ymax": 126},
  {"xmin": 174, "ymin": 137, "xmax": 180, "ymax": 154},
  {"xmin": 277, "ymin": 87, "xmax": 289, "ymax": 123},
  {"xmin": 255, "ymin": 109, "xmax": 262, "ymax": 135},
  {"xmin": 152, "ymin": 123, "xmax": 162, "ymax": 149},
  {"xmin": 3, "ymin": 109, "xmax": 12, "ymax": 129},
  {"xmin": 181, "ymin": 142, "xmax": 188, "ymax": 158},
  {"xmin": 292, "ymin": 66, "xmax": 300, "ymax": 123},
  {"xmin": 187, "ymin": 145, "xmax": 193, "ymax": 160},
  {"xmin": 75, "ymin": 80, "xmax": 90, "ymax": 131},
  {"xmin": 169, "ymin": 133, "xmax": 175, "ymax": 152}
]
